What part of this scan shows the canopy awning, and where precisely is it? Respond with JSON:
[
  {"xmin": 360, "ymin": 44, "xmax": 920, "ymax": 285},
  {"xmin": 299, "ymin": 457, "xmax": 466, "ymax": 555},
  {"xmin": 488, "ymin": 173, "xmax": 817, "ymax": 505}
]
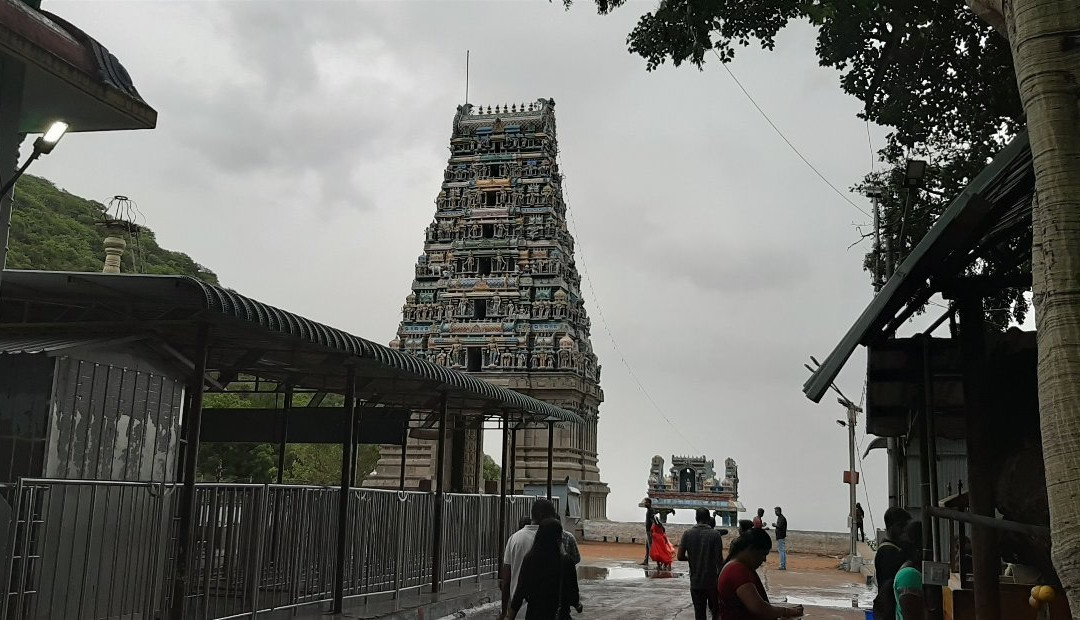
[
  {"xmin": 803, "ymin": 132, "xmax": 1033, "ymax": 403},
  {"xmin": 0, "ymin": 270, "xmax": 582, "ymax": 424},
  {"xmin": 0, "ymin": 0, "xmax": 156, "ymax": 132}
]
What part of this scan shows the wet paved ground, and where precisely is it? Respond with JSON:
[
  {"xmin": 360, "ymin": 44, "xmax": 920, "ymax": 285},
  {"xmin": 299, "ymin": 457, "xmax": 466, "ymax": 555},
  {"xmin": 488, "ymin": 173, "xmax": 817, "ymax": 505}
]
[{"xmin": 453, "ymin": 543, "xmax": 873, "ymax": 619}]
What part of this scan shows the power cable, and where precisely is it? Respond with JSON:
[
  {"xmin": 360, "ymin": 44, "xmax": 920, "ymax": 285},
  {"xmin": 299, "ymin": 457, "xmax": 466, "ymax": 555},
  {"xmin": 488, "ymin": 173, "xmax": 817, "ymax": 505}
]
[
  {"xmin": 559, "ymin": 173, "xmax": 703, "ymax": 455},
  {"xmin": 710, "ymin": 48, "xmax": 871, "ymax": 219}
]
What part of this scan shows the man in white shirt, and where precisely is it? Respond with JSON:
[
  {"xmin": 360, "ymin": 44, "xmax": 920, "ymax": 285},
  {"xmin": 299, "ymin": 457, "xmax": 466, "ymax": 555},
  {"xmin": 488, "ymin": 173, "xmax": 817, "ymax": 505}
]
[{"xmin": 497, "ymin": 498, "xmax": 580, "ymax": 620}]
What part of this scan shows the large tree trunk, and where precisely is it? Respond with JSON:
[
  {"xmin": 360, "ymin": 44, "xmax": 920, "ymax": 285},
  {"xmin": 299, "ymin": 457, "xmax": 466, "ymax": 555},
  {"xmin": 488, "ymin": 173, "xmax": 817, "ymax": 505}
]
[{"xmin": 1002, "ymin": 0, "xmax": 1080, "ymax": 613}]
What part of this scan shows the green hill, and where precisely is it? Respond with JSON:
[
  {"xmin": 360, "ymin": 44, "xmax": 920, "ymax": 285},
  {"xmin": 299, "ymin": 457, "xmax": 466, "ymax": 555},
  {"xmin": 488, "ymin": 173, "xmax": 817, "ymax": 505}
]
[{"xmin": 6, "ymin": 174, "xmax": 217, "ymax": 283}]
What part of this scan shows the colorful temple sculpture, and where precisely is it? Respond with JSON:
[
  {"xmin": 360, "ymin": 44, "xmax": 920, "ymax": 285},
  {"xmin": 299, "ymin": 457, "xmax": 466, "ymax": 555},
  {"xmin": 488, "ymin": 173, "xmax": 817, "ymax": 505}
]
[
  {"xmin": 643, "ymin": 455, "xmax": 744, "ymax": 525},
  {"xmin": 364, "ymin": 99, "xmax": 609, "ymax": 518}
]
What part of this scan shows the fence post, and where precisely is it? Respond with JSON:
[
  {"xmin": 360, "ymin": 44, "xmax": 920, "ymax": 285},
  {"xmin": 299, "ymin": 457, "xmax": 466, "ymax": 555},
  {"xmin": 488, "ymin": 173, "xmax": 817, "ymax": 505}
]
[
  {"xmin": 170, "ymin": 323, "xmax": 210, "ymax": 620},
  {"xmin": 430, "ymin": 394, "xmax": 448, "ymax": 597},
  {"xmin": 392, "ymin": 492, "xmax": 406, "ymax": 609},
  {"xmin": 248, "ymin": 485, "xmax": 269, "ymax": 618},
  {"xmin": 332, "ymin": 366, "xmax": 357, "ymax": 613}
]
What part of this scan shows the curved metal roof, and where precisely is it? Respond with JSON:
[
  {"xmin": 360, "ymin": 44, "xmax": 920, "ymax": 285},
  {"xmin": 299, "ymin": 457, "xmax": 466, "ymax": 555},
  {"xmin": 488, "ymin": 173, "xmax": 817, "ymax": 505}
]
[{"xmin": 0, "ymin": 270, "xmax": 579, "ymax": 424}]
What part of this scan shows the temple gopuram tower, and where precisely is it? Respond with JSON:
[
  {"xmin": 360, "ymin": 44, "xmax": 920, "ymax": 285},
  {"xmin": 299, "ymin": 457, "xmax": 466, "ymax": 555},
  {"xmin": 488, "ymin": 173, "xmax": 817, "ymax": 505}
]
[{"xmin": 364, "ymin": 99, "xmax": 609, "ymax": 519}]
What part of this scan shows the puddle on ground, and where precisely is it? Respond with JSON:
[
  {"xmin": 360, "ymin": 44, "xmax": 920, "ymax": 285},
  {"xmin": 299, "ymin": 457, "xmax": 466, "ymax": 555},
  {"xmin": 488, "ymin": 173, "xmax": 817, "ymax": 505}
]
[
  {"xmin": 775, "ymin": 585, "xmax": 875, "ymax": 610},
  {"xmin": 577, "ymin": 565, "xmax": 686, "ymax": 581}
]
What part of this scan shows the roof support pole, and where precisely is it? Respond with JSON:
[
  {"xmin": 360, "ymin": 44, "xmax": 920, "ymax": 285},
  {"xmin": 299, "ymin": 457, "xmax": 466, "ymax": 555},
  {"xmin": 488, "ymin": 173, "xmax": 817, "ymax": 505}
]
[
  {"xmin": 509, "ymin": 424, "xmax": 518, "ymax": 495},
  {"xmin": 958, "ymin": 297, "xmax": 1000, "ymax": 620},
  {"xmin": 498, "ymin": 410, "xmax": 509, "ymax": 568},
  {"xmin": 170, "ymin": 323, "xmax": 209, "ymax": 620},
  {"xmin": 399, "ymin": 423, "xmax": 408, "ymax": 491},
  {"xmin": 918, "ymin": 334, "xmax": 943, "ymax": 619},
  {"xmin": 546, "ymin": 421, "xmax": 554, "ymax": 499},
  {"xmin": 276, "ymin": 384, "xmax": 293, "ymax": 485},
  {"xmin": 431, "ymin": 393, "xmax": 448, "ymax": 597},
  {"xmin": 331, "ymin": 366, "xmax": 357, "ymax": 614}
]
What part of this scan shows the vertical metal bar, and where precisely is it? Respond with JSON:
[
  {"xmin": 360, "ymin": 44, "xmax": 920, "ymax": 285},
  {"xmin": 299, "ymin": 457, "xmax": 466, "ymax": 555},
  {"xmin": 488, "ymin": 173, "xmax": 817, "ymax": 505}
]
[
  {"xmin": 509, "ymin": 425, "xmax": 517, "ymax": 495},
  {"xmin": 170, "ymin": 323, "xmax": 210, "ymax": 620},
  {"xmin": 398, "ymin": 426, "xmax": 408, "ymax": 491},
  {"xmin": 430, "ymin": 394, "xmax": 448, "ymax": 596},
  {"xmin": 332, "ymin": 366, "xmax": 357, "ymax": 613},
  {"xmin": 248, "ymin": 485, "xmax": 268, "ymax": 618},
  {"xmin": 276, "ymin": 385, "xmax": 293, "ymax": 485},
  {"xmin": 922, "ymin": 335, "xmax": 941, "ymax": 560},
  {"xmin": 958, "ymin": 297, "xmax": 999, "ymax": 620},
  {"xmin": 498, "ymin": 411, "xmax": 508, "ymax": 569},
  {"xmin": 546, "ymin": 421, "xmax": 554, "ymax": 499}
]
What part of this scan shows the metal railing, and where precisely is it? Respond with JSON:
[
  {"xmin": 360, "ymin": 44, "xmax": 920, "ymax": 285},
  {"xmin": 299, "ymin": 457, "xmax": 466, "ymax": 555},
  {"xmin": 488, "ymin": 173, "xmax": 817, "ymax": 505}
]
[{"xmin": 1, "ymin": 480, "xmax": 550, "ymax": 619}]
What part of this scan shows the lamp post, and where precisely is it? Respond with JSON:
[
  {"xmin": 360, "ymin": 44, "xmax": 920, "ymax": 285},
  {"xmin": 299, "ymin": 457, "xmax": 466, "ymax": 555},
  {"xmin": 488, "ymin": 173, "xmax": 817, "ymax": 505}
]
[
  {"xmin": 0, "ymin": 121, "xmax": 69, "ymax": 288},
  {"xmin": 837, "ymin": 396, "xmax": 863, "ymax": 572}
]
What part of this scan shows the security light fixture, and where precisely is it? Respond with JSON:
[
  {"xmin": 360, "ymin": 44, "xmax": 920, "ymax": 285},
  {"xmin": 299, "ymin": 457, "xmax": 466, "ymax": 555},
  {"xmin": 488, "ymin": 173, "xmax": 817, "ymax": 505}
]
[
  {"xmin": 0, "ymin": 120, "xmax": 70, "ymax": 198},
  {"xmin": 34, "ymin": 121, "xmax": 68, "ymax": 155},
  {"xmin": 903, "ymin": 159, "xmax": 927, "ymax": 189},
  {"xmin": 0, "ymin": 120, "xmax": 71, "ymax": 281}
]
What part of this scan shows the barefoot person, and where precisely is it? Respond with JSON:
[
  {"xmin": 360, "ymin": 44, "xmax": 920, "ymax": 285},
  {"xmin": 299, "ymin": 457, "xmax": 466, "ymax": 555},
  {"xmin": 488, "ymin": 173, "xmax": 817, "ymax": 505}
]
[
  {"xmin": 640, "ymin": 498, "xmax": 655, "ymax": 566},
  {"xmin": 498, "ymin": 499, "xmax": 580, "ymax": 620},
  {"xmin": 771, "ymin": 507, "xmax": 788, "ymax": 571},
  {"xmin": 679, "ymin": 507, "xmax": 725, "ymax": 620},
  {"xmin": 507, "ymin": 518, "xmax": 582, "ymax": 620},
  {"xmin": 718, "ymin": 529, "xmax": 803, "ymax": 619}
]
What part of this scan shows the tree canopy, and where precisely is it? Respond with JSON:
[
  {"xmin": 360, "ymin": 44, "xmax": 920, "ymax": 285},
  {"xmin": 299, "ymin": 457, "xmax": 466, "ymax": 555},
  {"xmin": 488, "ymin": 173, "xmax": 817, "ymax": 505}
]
[{"xmin": 575, "ymin": 0, "xmax": 1028, "ymax": 323}]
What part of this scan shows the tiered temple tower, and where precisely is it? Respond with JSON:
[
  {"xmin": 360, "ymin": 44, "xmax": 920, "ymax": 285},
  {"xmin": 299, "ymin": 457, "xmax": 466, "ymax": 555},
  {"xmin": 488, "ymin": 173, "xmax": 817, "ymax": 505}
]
[{"xmin": 364, "ymin": 99, "xmax": 609, "ymax": 518}]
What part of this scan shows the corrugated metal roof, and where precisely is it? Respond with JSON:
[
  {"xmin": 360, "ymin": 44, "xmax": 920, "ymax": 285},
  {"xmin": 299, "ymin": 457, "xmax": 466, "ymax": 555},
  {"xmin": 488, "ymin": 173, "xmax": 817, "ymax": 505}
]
[
  {"xmin": 0, "ymin": 271, "xmax": 582, "ymax": 424},
  {"xmin": 0, "ymin": 335, "xmax": 124, "ymax": 355}
]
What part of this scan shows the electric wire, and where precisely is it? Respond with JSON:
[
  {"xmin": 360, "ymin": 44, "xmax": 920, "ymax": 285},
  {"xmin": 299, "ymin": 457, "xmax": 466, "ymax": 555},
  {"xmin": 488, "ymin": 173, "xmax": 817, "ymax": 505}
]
[
  {"xmin": 710, "ymin": 48, "xmax": 871, "ymax": 219},
  {"xmin": 559, "ymin": 173, "xmax": 703, "ymax": 455}
]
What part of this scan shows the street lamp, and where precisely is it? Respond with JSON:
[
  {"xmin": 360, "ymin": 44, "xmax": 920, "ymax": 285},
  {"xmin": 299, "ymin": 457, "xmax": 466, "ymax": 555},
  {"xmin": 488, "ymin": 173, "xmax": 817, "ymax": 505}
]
[
  {"xmin": 0, "ymin": 120, "xmax": 69, "ymax": 289},
  {"xmin": 903, "ymin": 159, "xmax": 927, "ymax": 189},
  {"xmin": 0, "ymin": 121, "xmax": 68, "ymax": 198}
]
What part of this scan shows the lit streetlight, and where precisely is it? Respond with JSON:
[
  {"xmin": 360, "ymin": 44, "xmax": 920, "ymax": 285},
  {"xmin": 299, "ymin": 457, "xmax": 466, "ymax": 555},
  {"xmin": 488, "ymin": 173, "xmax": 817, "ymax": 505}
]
[{"xmin": 0, "ymin": 120, "xmax": 69, "ymax": 286}]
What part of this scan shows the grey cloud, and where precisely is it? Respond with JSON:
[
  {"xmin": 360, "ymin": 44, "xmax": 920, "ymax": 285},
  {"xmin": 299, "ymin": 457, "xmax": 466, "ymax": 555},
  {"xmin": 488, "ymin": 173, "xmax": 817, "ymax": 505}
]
[{"xmin": 39, "ymin": 0, "xmax": 890, "ymax": 531}]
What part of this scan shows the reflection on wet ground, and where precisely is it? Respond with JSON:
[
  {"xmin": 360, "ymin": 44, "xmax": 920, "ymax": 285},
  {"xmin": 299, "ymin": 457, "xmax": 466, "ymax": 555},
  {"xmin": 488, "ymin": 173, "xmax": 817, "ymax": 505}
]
[
  {"xmin": 577, "ymin": 565, "xmax": 684, "ymax": 581},
  {"xmin": 576, "ymin": 559, "xmax": 875, "ymax": 613}
]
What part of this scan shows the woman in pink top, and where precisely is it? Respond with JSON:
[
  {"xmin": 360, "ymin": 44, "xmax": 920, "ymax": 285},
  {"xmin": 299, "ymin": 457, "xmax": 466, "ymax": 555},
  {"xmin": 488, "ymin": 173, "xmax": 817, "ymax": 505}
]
[{"xmin": 717, "ymin": 529, "xmax": 803, "ymax": 619}]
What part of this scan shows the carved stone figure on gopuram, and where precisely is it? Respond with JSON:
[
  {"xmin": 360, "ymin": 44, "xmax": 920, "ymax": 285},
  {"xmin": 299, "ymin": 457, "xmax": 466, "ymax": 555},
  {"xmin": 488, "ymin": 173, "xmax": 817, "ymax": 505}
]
[
  {"xmin": 364, "ymin": 99, "xmax": 609, "ymax": 519},
  {"xmin": 641, "ymin": 455, "xmax": 744, "ymax": 526}
]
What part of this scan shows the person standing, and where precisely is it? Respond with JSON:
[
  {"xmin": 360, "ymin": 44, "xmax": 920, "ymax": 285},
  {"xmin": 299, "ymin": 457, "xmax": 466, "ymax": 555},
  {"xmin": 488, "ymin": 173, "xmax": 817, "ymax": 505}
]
[
  {"xmin": 640, "ymin": 498, "xmax": 655, "ymax": 566},
  {"xmin": 498, "ymin": 499, "xmax": 580, "ymax": 620},
  {"xmin": 678, "ymin": 507, "xmax": 725, "ymax": 620},
  {"xmin": 717, "ymin": 529, "xmax": 803, "ymax": 619},
  {"xmin": 507, "ymin": 518, "xmax": 582, "ymax": 620},
  {"xmin": 894, "ymin": 520, "xmax": 925, "ymax": 620},
  {"xmin": 771, "ymin": 507, "xmax": 788, "ymax": 571},
  {"xmin": 752, "ymin": 508, "xmax": 765, "ymax": 529},
  {"xmin": 855, "ymin": 502, "xmax": 866, "ymax": 542},
  {"xmin": 872, "ymin": 507, "xmax": 913, "ymax": 620}
]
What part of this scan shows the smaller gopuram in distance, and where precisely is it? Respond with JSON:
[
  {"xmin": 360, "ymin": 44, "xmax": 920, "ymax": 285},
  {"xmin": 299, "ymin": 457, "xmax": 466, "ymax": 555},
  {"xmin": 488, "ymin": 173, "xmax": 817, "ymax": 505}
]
[{"xmin": 642, "ymin": 455, "xmax": 743, "ymax": 525}]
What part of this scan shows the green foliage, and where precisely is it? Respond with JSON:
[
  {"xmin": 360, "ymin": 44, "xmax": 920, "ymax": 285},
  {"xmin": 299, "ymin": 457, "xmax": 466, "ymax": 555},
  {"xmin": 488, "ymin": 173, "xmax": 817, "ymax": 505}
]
[
  {"xmin": 7, "ymin": 175, "xmax": 218, "ymax": 283},
  {"xmin": 483, "ymin": 454, "xmax": 501, "ymax": 481},
  {"xmin": 577, "ymin": 0, "xmax": 1028, "ymax": 323}
]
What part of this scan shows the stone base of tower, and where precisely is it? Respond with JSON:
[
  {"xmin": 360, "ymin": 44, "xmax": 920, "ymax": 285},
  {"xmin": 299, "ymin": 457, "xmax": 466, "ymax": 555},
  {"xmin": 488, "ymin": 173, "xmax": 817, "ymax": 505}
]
[
  {"xmin": 363, "ymin": 415, "xmax": 484, "ymax": 494},
  {"xmin": 579, "ymin": 481, "xmax": 610, "ymax": 520}
]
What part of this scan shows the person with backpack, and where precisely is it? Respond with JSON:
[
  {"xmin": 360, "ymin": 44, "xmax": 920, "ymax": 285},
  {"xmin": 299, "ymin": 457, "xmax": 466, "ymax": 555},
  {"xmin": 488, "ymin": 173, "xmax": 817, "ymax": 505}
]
[{"xmin": 873, "ymin": 507, "xmax": 913, "ymax": 620}]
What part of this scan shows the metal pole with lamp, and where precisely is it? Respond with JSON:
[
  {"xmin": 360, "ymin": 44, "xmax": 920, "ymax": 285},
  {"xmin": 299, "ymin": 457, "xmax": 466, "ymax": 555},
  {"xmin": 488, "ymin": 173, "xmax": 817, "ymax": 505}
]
[
  {"xmin": 0, "ymin": 120, "xmax": 68, "ymax": 288},
  {"xmin": 837, "ymin": 396, "xmax": 863, "ymax": 572}
]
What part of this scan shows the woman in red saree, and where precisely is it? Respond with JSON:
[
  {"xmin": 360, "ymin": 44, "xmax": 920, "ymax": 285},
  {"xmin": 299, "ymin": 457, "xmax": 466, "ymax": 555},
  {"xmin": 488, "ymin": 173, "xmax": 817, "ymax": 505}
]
[{"xmin": 649, "ymin": 516, "xmax": 675, "ymax": 570}]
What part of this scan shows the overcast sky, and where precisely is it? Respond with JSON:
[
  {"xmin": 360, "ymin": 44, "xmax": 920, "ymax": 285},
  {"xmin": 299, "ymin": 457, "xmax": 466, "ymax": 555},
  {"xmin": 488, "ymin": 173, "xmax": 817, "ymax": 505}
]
[{"xmin": 31, "ymin": 0, "xmax": 923, "ymax": 532}]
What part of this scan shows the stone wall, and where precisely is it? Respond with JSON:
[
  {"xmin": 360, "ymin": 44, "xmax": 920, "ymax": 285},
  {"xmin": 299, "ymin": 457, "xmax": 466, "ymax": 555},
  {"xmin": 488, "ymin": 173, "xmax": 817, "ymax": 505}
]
[{"xmin": 582, "ymin": 520, "xmax": 851, "ymax": 556}]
